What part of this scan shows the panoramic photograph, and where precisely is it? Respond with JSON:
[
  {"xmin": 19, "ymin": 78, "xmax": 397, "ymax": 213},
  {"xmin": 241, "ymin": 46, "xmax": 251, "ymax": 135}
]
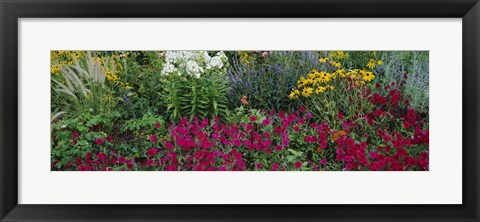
[{"xmin": 50, "ymin": 50, "xmax": 429, "ymax": 171}]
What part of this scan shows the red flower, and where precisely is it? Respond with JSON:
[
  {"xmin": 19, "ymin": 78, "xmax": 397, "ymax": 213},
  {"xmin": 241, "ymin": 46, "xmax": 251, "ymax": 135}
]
[
  {"xmin": 72, "ymin": 131, "xmax": 79, "ymax": 139},
  {"xmin": 75, "ymin": 157, "xmax": 82, "ymax": 165},
  {"xmin": 255, "ymin": 163, "xmax": 263, "ymax": 169},
  {"xmin": 97, "ymin": 152, "xmax": 106, "ymax": 160},
  {"xmin": 118, "ymin": 156, "xmax": 126, "ymax": 164},
  {"xmin": 95, "ymin": 138, "xmax": 104, "ymax": 145},
  {"xmin": 275, "ymin": 145, "xmax": 282, "ymax": 151},
  {"xmin": 271, "ymin": 163, "xmax": 280, "ymax": 171},
  {"xmin": 320, "ymin": 141, "xmax": 327, "ymax": 149},
  {"xmin": 338, "ymin": 111, "xmax": 344, "ymax": 120},
  {"xmin": 403, "ymin": 119, "xmax": 412, "ymax": 129},
  {"xmin": 249, "ymin": 116, "xmax": 257, "ymax": 122},
  {"xmin": 294, "ymin": 161, "xmax": 302, "ymax": 169},
  {"xmin": 106, "ymin": 135, "xmax": 113, "ymax": 142},
  {"xmin": 165, "ymin": 142, "xmax": 173, "ymax": 150},
  {"xmin": 294, "ymin": 126, "xmax": 300, "ymax": 132},
  {"xmin": 345, "ymin": 163, "xmax": 353, "ymax": 170},
  {"xmin": 147, "ymin": 148, "xmax": 159, "ymax": 157},
  {"xmin": 150, "ymin": 134, "xmax": 158, "ymax": 143},
  {"xmin": 155, "ymin": 122, "xmax": 162, "ymax": 128},
  {"xmin": 73, "ymin": 139, "xmax": 78, "ymax": 145}
]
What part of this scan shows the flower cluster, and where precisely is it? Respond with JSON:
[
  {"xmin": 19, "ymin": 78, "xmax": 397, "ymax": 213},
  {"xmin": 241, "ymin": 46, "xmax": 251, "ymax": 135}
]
[
  {"xmin": 160, "ymin": 51, "xmax": 228, "ymax": 78},
  {"xmin": 53, "ymin": 83, "xmax": 429, "ymax": 171}
]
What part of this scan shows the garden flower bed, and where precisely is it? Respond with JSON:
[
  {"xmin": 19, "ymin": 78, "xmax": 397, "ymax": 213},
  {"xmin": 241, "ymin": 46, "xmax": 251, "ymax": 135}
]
[{"xmin": 51, "ymin": 50, "xmax": 429, "ymax": 171}]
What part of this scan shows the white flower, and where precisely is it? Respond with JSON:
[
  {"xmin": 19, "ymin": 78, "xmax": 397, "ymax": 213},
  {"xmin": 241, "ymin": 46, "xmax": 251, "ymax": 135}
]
[
  {"xmin": 186, "ymin": 60, "xmax": 203, "ymax": 78},
  {"xmin": 161, "ymin": 62, "xmax": 178, "ymax": 75},
  {"xmin": 216, "ymin": 51, "xmax": 228, "ymax": 63},
  {"xmin": 164, "ymin": 51, "xmax": 180, "ymax": 64},
  {"xmin": 202, "ymin": 51, "xmax": 211, "ymax": 63},
  {"xmin": 161, "ymin": 51, "xmax": 228, "ymax": 76},
  {"xmin": 206, "ymin": 56, "xmax": 224, "ymax": 70}
]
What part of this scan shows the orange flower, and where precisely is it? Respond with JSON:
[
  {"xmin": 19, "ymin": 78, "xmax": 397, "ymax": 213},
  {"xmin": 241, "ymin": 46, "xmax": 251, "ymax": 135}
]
[
  {"xmin": 332, "ymin": 132, "xmax": 339, "ymax": 141},
  {"xmin": 317, "ymin": 147, "xmax": 324, "ymax": 153},
  {"xmin": 332, "ymin": 130, "xmax": 346, "ymax": 141},
  {"xmin": 241, "ymin": 95, "xmax": 248, "ymax": 105}
]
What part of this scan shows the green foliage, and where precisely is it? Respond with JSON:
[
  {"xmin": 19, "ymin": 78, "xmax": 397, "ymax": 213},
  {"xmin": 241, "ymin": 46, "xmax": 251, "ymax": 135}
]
[
  {"xmin": 50, "ymin": 110, "xmax": 119, "ymax": 167},
  {"xmin": 51, "ymin": 52, "xmax": 119, "ymax": 124},
  {"xmin": 161, "ymin": 66, "xmax": 230, "ymax": 121}
]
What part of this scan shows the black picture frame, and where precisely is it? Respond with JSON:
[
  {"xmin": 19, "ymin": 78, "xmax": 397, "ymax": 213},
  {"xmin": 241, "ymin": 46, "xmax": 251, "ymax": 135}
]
[{"xmin": 1, "ymin": 0, "xmax": 479, "ymax": 221}]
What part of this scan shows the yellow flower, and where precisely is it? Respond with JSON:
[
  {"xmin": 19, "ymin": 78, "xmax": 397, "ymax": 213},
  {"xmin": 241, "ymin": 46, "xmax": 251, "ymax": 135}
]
[
  {"xmin": 302, "ymin": 87, "xmax": 313, "ymax": 97},
  {"xmin": 377, "ymin": 60, "xmax": 383, "ymax": 65},
  {"xmin": 355, "ymin": 80, "xmax": 366, "ymax": 85},
  {"xmin": 73, "ymin": 52, "xmax": 82, "ymax": 59},
  {"xmin": 362, "ymin": 71, "xmax": 375, "ymax": 81},
  {"xmin": 326, "ymin": 85, "xmax": 334, "ymax": 90},
  {"xmin": 50, "ymin": 65, "xmax": 60, "ymax": 74},
  {"xmin": 330, "ymin": 61, "xmax": 341, "ymax": 68},
  {"xmin": 334, "ymin": 69, "xmax": 346, "ymax": 78},
  {"xmin": 319, "ymin": 57, "xmax": 329, "ymax": 63},
  {"xmin": 367, "ymin": 59, "xmax": 376, "ymax": 69},
  {"xmin": 315, "ymin": 86, "xmax": 326, "ymax": 94},
  {"xmin": 318, "ymin": 75, "xmax": 330, "ymax": 83},
  {"xmin": 289, "ymin": 89, "xmax": 300, "ymax": 100},
  {"xmin": 297, "ymin": 77, "xmax": 306, "ymax": 87},
  {"xmin": 120, "ymin": 82, "xmax": 132, "ymax": 89},
  {"xmin": 334, "ymin": 51, "xmax": 347, "ymax": 59},
  {"xmin": 289, "ymin": 92, "xmax": 297, "ymax": 100}
]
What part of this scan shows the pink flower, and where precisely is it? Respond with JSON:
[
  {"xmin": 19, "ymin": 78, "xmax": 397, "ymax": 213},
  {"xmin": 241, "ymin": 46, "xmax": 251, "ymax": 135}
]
[
  {"xmin": 146, "ymin": 148, "xmax": 158, "ymax": 157},
  {"xmin": 275, "ymin": 145, "xmax": 282, "ymax": 151},
  {"xmin": 155, "ymin": 122, "xmax": 162, "ymax": 128},
  {"xmin": 72, "ymin": 131, "xmax": 79, "ymax": 139},
  {"xmin": 299, "ymin": 106, "xmax": 306, "ymax": 112},
  {"xmin": 233, "ymin": 139, "xmax": 242, "ymax": 147},
  {"xmin": 262, "ymin": 119, "xmax": 271, "ymax": 126},
  {"xmin": 272, "ymin": 163, "xmax": 280, "ymax": 171},
  {"xmin": 255, "ymin": 163, "xmax": 263, "ymax": 169},
  {"xmin": 403, "ymin": 119, "xmax": 412, "ymax": 129},
  {"xmin": 345, "ymin": 163, "xmax": 353, "ymax": 170},
  {"xmin": 106, "ymin": 135, "xmax": 113, "ymax": 142},
  {"xmin": 294, "ymin": 161, "xmax": 302, "ymax": 169},
  {"xmin": 97, "ymin": 152, "xmax": 106, "ymax": 160},
  {"xmin": 294, "ymin": 126, "xmax": 300, "ymax": 132},
  {"xmin": 165, "ymin": 142, "xmax": 173, "ymax": 150},
  {"xmin": 150, "ymin": 134, "xmax": 158, "ymax": 143},
  {"xmin": 320, "ymin": 141, "xmax": 327, "ymax": 149},
  {"xmin": 338, "ymin": 110, "xmax": 344, "ymax": 120},
  {"xmin": 320, "ymin": 159, "xmax": 327, "ymax": 165},
  {"xmin": 344, "ymin": 155, "xmax": 353, "ymax": 163},
  {"xmin": 118, "ymin": 156, "xmax": 126, "ymax": 164},
  {"xmin": 369, "ymin": 151, "xmax": 378, "ymax": 159},
  {"xmin": 95, "ymin": 138, "xmax": 104, "ymax": 145},
  {"xmin": 249, "ymin": 116, "xmax": 257, "ymax": 122}
]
